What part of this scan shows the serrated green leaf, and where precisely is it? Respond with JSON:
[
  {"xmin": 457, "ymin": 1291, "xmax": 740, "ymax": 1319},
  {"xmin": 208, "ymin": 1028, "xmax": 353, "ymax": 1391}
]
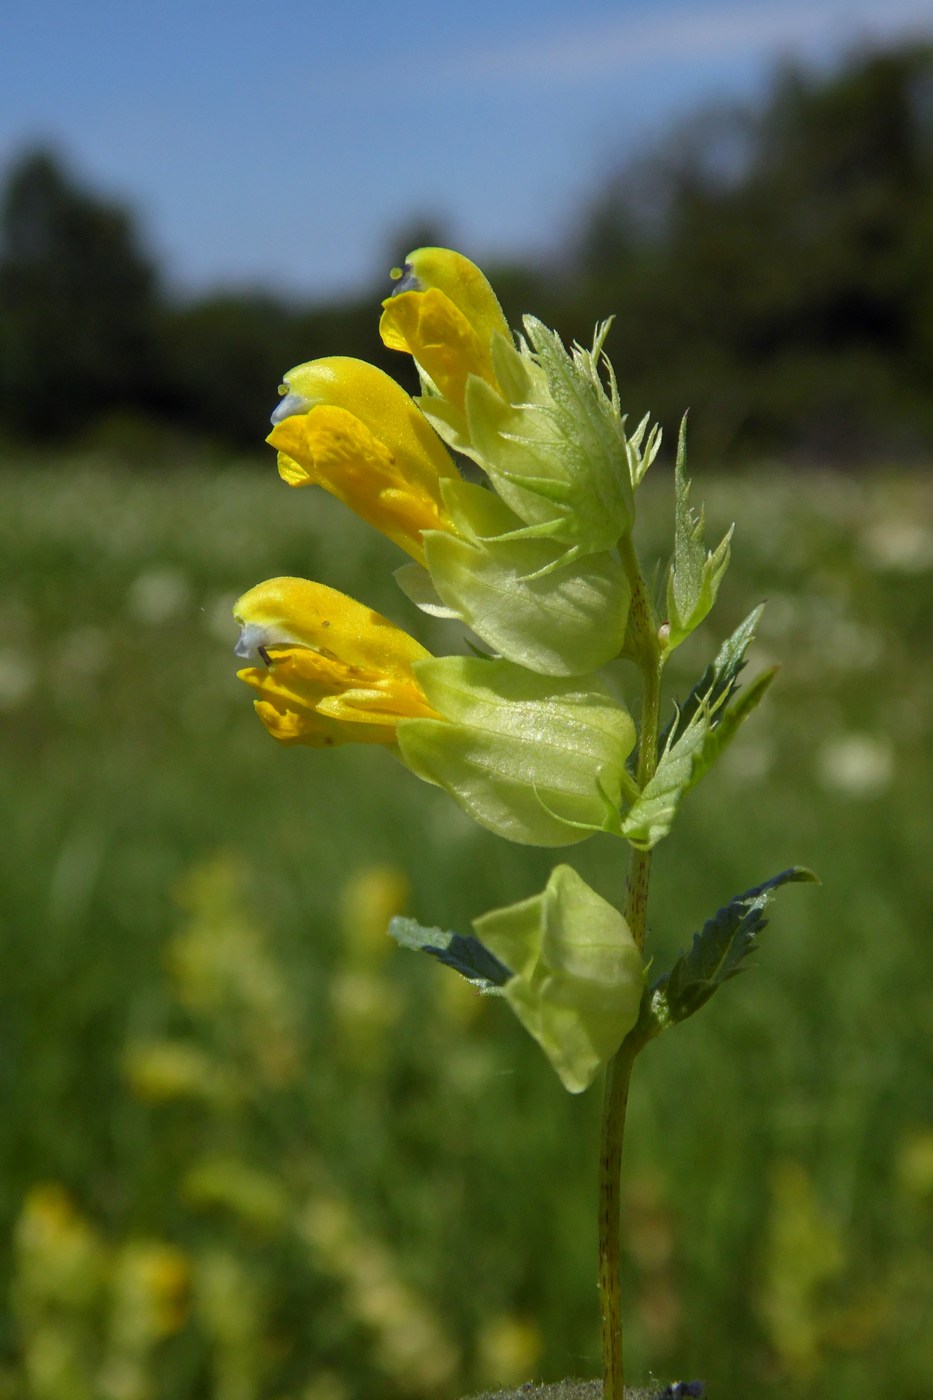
[
  {"xmin": 658, "ymin": 604, "xmax": 765, "ymax": 754},
  {"xmin": 665, "ymin": 419, "xmax": 733, "ymax": 652},
  {"xmin": 621, "ymin": 664, "xmax": 777, "ymax": 851},
  {"xmin": 621, "ymin": 706, "xmax": 711, "ymax": 850},
  {"xmin": 685, "ymin": 665, "xmax": 777, "ymax": 787},
  {"xmin": 388, "ymin": 916, "xmax": 510, "ymax": 992},
  {"xmin": 648, "ymin": 867, "xmax": 818, "ymax": 1028}
]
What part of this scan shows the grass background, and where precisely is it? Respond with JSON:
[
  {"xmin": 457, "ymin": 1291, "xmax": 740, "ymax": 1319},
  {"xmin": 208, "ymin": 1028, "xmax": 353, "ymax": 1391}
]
[{"xmin": 0, "ymin": 454, "xmax": 930, "ymax": 1400}]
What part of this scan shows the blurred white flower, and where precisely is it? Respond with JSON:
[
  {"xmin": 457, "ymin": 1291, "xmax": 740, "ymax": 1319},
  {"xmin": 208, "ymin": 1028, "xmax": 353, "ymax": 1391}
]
[
  {"xmin": 815, "ymin": 733, "xmax": 894, "ymax": 799},
  {"xmin": 0, "ymin": 648, "xmax": 37, "ymax": 709},
  {"xmin": 861, "ymin": 518, "xmax": 933, "ymax": 575},
  {"xmin": 127, "ymin": 568, "xmax": 192, "ymax": 624}
]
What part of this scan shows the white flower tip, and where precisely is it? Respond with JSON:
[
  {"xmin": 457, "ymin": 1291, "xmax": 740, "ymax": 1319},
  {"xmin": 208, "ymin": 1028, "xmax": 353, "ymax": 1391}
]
[
  {"xmin": 270, "ymin": 392, "xmax": 311, "ymax": 425},
  {"xmin": 234, "ymin": 622, "xmax": 273, "ymax": 664},
  {"xmin": 389, "ymin": 260, "xmax": 420, "ymax": 296}
]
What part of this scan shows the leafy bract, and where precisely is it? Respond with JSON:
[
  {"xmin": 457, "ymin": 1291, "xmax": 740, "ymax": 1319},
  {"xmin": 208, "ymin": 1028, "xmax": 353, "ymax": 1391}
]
[
  {"xmin": 474, "ymin": 865, "xmax": 645, "ymax": 1093},
  {"xmin": 398, "ymin": 657, "xmax": 636, "ymax": 847},
  {"xmin": 648, "ymin": 868, "xmax": 818, "ymax": 1029},
  {"xmin": 625, "ymin": 411, "xmax": 663, "ymax": 488},
  {"xmin": 446, "ymin": 319, "xmax": 638, "ymax": 559},
  {"xmin": 658, "ymin": 604, "xmax": 765, "ymax": 754},
  {"xmin": 621, "ymin": 666, "xmax": 777, "ymax": 850},
  {"xmin": 664, "ymin": 419, "xmax": 732, "ymax": 653}
]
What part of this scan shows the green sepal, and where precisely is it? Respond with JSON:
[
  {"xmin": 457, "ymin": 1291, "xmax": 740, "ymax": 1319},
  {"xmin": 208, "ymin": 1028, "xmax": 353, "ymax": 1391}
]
[
  {"xmin": 658, "ymin": 604, "xmax": 765, "ymax": 754},
  {"xmin": 387, "ymin": 915, "xmax": 510, "ymax": 993},
  {"xmin": 393, "ymin": 562, "xmax": 459, "ymax": 619},
  {"xmin": 397, "ymin": 480, "xmax": 630, "ymax": 674},
  {"xmin": 664, "ymin": 418, "xmax": 732, "ymax": 653},
  {"xmin": 414, "ymin": 389, "xmax": 471, "ymax": 457},
  {"xmin": 473, "ymin": 865, "xmax": 645, "ymax": 1093},
  {"xmin": 464, "ymin": 375, "xmax": 577, "ymax": 528},
  {"xmin": 397, "ymin": 657, "xmax": 636, "ymax": 847},
  {"xmin": 424, "ymin": 539, "xmax": 630, "ymax": 679},
  {"xmin": 621, "ymin": 665, "xmax": 777, "ymax": 851},
  {"xmin": 489, "ymin": 327, "xmax": 538, "ymax": 404},
  {"xmin": 646, "ymin": 868, "xmax": 818, "ymax": 1031}
]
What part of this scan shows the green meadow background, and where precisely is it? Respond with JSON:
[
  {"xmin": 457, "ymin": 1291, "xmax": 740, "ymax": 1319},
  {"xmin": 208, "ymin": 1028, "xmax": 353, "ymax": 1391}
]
[{"xmin": 1, "ymin": 452, "xmax": 930, "ymax": 1400}]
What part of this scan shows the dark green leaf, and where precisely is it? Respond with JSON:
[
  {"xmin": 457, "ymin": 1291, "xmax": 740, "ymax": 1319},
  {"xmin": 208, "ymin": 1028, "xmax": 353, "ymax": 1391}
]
[
  {"xmin": 388, "ymin": 916, "xmax": 511, "ymax": 992},
  {"xmin": 649, "ymin": 867, "xmax": 818, "ymax": 1028}
]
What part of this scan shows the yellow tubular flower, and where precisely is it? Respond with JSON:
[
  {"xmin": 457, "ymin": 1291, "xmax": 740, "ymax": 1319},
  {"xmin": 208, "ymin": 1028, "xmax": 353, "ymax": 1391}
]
[
  {"xmin": 234, "ymin": 578, "xmax": 441, "ymax": 747},
  {"xmin": 379, "ymin": 247, "xmax": 511, "ymax": 410},
  {"xmin": 267, "ymin": 358, "xmax": 459, "ymax": 566}
]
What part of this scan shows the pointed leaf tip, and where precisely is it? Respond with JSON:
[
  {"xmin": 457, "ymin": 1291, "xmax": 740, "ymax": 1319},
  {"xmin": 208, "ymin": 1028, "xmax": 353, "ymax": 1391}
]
[
  {"xmin": 388, "ymin": 915, "xmax": 511, "ymax": 992},
  {"xmin": 648, "ymin": 867, "xmax": 816, "ymax": 1029}
]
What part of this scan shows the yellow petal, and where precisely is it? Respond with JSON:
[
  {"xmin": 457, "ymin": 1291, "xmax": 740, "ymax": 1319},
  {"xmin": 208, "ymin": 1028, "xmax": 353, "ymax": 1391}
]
[
  {"xmin": 234, "ymin": 578, "xmax": 440, "ymax": 747},
  {"xmin": 269, "ymin": 407, "xmax": 445, "ymax": 564},
  {"xmin": 380, "ymin": 289, "xmax": 496, "ymax": 411},
  {"xmin": 267, "ymin": 358, "xmax": 457, "ymax": 562},
  {"xmin": 388, "ymin": 248, "xmax": 510, "ymax": 353},
  {"xmin": 379, "ymin": 248, "xmax": 511, "ymax": 410}
]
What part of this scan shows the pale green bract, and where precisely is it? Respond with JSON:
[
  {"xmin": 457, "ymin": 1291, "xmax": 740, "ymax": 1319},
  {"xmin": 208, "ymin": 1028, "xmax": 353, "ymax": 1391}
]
[
  {"xmin": 473, "ymin": 865, "xmax": 645, "ymax": 1093},
  {"xmin": 664, "ymin": 420, "xmax": 733, "ymax": 654},
  {"xmin": 396, "ymin": 657, "xmax": 636, "ymax": 847},
  {"xmin": 418, "ymin": 319, "xmax": 649, "ymax": 568},
  {"xmin": 407, "ymin": 476, "xmax": 631, "ymax": 677}
]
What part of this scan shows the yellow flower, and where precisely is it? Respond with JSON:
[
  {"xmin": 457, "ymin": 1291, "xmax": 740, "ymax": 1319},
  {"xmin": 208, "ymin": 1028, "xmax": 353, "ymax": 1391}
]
[
  {"xmin": 379, "ymin": 247, "xmax": 510, "ymax": 410},
  {"xmin": 267, "ymin": 357, "xmax": 458, "ymax": 566},
  {"xmin": 234, "ymin": 577, "xmax": 440, "ymax": 747}
]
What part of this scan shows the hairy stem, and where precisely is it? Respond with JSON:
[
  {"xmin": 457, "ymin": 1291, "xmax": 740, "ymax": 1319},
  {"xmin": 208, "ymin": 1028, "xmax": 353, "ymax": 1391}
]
[{"xmin": 599, "ymin": 536, "xmax": 663, "ymax": 1400}]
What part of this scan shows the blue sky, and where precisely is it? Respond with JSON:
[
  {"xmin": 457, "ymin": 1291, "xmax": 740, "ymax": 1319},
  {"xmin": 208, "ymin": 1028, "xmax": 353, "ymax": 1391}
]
[{"xmin": 2, "ymin": 0, "xmax": 932, "ymax": 302}]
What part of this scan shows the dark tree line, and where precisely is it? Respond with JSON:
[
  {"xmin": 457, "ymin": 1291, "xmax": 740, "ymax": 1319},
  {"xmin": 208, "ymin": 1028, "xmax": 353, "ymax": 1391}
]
[{"xmin": 3, "ymin": 41, "xmax": 933, "ymax": 465}]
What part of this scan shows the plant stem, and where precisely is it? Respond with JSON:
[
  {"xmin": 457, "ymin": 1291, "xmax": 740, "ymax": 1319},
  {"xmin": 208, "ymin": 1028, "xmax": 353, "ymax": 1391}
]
[
  {"xmin": 597, "ymin": 1025, "xmax": 638, "ymax": 1400},
  {"xmin": 599, "ymin": 536, "xmax": 663, "ymax": 1400}
]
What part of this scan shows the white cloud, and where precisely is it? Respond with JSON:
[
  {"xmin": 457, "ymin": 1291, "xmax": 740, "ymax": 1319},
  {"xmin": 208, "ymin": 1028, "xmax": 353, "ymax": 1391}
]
[{"xmin": 441, "ymin": 0, "xmax": 933, "ymax": 87}]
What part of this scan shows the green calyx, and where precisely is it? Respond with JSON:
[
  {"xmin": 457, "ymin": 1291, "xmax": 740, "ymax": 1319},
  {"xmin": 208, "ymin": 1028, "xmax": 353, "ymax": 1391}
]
[{"xmin": 474, "ymin": 865, "xmax": 645, "ymax": 1093}]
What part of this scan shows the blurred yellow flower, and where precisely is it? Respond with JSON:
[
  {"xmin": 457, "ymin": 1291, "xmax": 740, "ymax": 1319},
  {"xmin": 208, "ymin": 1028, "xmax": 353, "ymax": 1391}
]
[
  {"xmin": 477, "ymin": 1313, "xmax": 542, "ymax": 1386},
  {"xmin": 110, "ymin": 1240, "xmax": 190, "ymax": 1340}
]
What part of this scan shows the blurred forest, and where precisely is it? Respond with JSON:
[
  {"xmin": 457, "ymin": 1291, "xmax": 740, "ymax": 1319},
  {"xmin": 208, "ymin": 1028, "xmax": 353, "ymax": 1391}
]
[{"xmin": 3, "ymin": 39, "xmax": 933, "ymax": 465}]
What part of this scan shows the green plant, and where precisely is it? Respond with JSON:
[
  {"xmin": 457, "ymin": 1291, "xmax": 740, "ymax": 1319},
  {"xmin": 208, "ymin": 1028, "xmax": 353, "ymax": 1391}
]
[{"xmin": 231, "ymin": 246, "xmax": 815, "ymax": 1399}]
